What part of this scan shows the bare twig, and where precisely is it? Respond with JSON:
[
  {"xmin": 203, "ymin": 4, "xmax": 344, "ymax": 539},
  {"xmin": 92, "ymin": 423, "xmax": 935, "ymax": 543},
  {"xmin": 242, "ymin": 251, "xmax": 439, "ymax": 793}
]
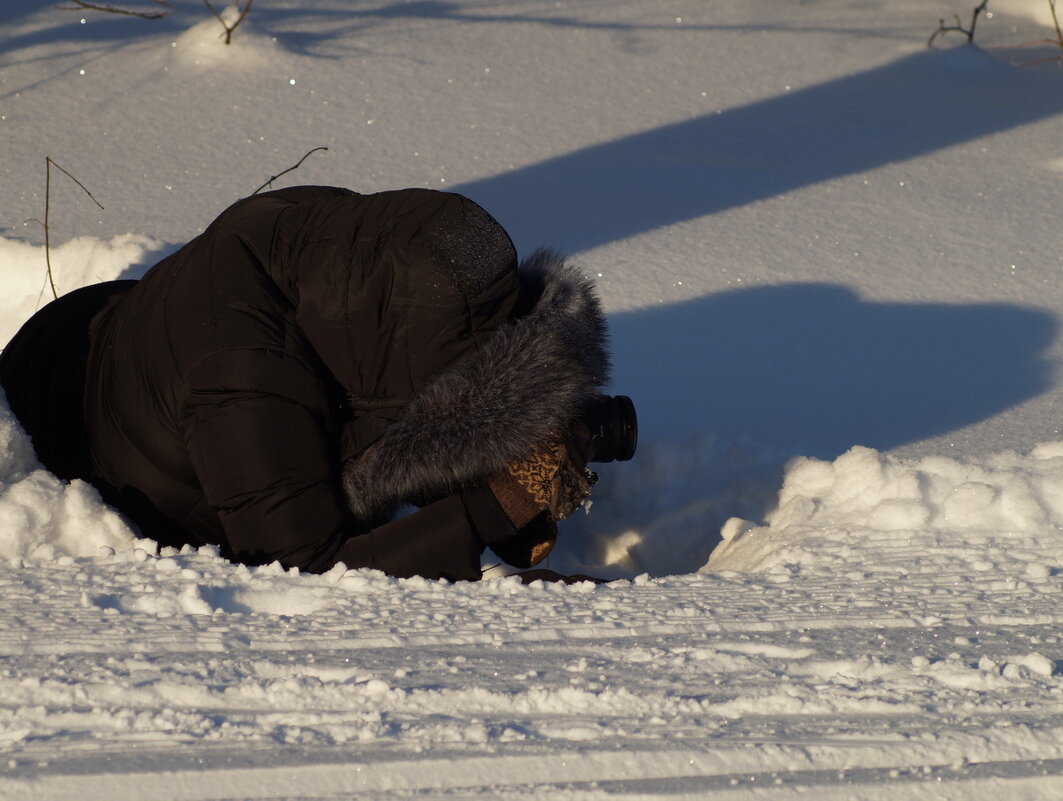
[
  {"xmin": 202, "ymin": 0, "xmax": 254, "ymax": 45},
  {"xmin": 928, "ymin": 0, "xmax": 991, "ymax": 47},
  {"xmin": 982, "ymin": 0, "xmax": 1063, "ymax": 66},
  {"xmin": 39, "ymin": 157, "xmax": 105, "ymax": 300},
  {"xmin": 252, "ymin": 147, "xmax": 330, "ymax": 195},
  {"xmin": 59, "ymin": 0, "xmax": 174, "ymax": 19},
  {"xmin": 1049, "ymin": 0, "xmax": 1063, "ymax": 50}
]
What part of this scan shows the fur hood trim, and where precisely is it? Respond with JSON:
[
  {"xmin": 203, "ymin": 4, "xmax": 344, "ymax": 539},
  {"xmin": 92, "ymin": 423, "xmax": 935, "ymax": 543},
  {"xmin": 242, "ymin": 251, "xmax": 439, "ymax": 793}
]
[{"xmin": 342, "ymin": 248, "xmax": 610, "ymax": 520}]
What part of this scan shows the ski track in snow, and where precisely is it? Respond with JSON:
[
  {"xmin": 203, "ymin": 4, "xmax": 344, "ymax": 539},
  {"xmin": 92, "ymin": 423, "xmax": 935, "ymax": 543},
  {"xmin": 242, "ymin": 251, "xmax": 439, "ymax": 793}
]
[
  {"xmin": 4, "ymin": 547, "xmax": 1063, "ymax": 798},
  {"xmin": 4, "ymin": 0, "xmax": 1063, "ymax": 797}
]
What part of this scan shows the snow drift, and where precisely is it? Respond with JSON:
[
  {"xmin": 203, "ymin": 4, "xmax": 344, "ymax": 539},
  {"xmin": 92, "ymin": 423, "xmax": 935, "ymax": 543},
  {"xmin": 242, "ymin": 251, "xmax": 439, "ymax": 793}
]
[{"xmin": 708, "ymin": 443, "xmax": 1063, "ymax": 580}]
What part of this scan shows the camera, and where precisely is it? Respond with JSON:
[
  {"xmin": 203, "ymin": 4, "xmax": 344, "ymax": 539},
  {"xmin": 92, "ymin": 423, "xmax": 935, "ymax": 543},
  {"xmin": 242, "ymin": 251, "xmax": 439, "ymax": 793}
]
[{"xmin": 582, "ymin": 395, "xmax": 638, "ymax": 463}]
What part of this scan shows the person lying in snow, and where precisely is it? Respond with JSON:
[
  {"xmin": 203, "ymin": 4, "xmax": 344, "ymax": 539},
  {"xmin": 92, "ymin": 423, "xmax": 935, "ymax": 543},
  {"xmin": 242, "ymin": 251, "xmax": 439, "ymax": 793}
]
[{"xmin": 0, "ymin": 186, "xmax": 623, "ymax": 582}]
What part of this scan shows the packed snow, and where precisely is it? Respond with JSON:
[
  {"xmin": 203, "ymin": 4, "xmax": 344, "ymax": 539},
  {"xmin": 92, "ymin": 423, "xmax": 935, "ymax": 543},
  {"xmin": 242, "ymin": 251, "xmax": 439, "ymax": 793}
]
[{"xmin": 3, "ymin": 0, "xmax": 1063, "ymax": 798}]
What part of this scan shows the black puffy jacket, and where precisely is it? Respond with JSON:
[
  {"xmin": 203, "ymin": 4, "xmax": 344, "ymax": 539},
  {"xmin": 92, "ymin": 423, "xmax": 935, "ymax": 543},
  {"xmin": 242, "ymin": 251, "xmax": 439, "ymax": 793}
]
[{"xmin": 3, "ymin": 186, "xmax": 609, "ymax": 580}]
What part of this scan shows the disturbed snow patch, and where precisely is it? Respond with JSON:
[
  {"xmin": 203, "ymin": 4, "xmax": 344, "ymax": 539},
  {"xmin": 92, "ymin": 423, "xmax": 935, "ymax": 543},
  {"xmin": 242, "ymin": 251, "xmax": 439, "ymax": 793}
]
[
  {"xmin": 85, "ymin": 551, "xmax": 374, "ymax": 616},
  {"xmin": 0, "ymin": 398, "xmax": 137, "ymax": 564},
  {"xmin": 555, "ymin": 432, "xmax": 785, "ymax": 578},
  {"xmin": 705, "ymin": 443, "xmax": 1063, "ymax": 578}
]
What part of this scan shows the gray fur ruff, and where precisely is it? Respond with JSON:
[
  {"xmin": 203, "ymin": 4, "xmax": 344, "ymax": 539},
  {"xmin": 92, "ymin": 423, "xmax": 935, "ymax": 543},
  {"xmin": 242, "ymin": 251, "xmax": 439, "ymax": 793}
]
[{"xmin": 342, "ymin": 248, "xmax": 610, "ymax": 520}]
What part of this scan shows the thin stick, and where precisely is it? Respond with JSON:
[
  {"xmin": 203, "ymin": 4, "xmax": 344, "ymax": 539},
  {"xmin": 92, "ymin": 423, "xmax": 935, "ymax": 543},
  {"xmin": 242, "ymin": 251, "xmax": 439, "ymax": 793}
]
[
  {"xmin": 928, "ymin": 0, "xmax": 991, "ymax": 48},
  {"xmin": 202, "ymin": 0, "xmax": 254, "ymax": 45},
  {"xmin": 1049, "ymin": 0, "xmax": 1063, "ymax": 50},
  {"xmin": 983, "ymin": 0, "xmax": 1063, "ymax": 65},
  {"xmin": 59, "ymin": 0, "xmax": 173, "ymax": 19},
  {"xmin": 252, "ymin": 146, "xmax": 329, "ymax": 195},
  {"xmin": 42, "ymin": 157, "xmax": 105, "ymax": 300}
]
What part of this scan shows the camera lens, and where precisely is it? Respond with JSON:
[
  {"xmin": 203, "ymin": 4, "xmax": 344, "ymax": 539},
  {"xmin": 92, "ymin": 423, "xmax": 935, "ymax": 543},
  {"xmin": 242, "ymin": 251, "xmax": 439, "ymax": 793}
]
[{"xmin": 584, "ymin": 395, "xmax": 638, "ymax": 463}]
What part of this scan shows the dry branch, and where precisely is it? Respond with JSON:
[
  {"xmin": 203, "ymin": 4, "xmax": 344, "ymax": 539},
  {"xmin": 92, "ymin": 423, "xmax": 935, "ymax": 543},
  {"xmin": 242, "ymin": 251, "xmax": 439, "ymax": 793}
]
[
  {"xmin": 1049, "ymin": 0, "xmax": 1063, "ymax": 50},
  {"xmin": 252, "ymin": 147, "xmax": 329, "ymax": 195},
  {"xmin": 980, "ymin": 0, "xmax": 1063, "ymax": 65},
  {"xmin": 928, "ymin": 0, "xmax": 991, "ymax": 47},
  {"xmin": 39, "ymin": 157, "xmax": 105, "ymax": 300},
  {"xmin": 202, "ymin": 0, "xmax": 254, "ymax": 45},
  {"xmin": 59, "ymin": 0, "xmax": 173, "ymax": 20}
]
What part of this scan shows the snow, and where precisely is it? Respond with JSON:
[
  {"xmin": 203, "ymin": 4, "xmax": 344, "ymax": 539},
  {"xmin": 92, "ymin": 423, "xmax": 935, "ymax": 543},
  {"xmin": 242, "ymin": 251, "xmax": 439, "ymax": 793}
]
[
  {"xmin": 0, "ymin": 233, "xmax": 162, "ymax": 346},
  {"xmin": 3, "ymin": 0, "xmax": 1063, "ymax": 798}
]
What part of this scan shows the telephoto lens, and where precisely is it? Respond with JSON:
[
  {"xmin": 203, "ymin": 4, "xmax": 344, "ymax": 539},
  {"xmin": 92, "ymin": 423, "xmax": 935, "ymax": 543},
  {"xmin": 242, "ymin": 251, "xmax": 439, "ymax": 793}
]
[{"xmin": 582, "ymin": 395, "xmax": 638, "ymax": 463}]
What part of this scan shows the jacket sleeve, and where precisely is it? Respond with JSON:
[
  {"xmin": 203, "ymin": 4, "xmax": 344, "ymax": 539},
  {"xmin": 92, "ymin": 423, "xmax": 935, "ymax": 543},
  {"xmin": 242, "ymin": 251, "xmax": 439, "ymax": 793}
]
[{"xmin": 180, "ymin": 348, "xmax": 488, "ymax": 580}]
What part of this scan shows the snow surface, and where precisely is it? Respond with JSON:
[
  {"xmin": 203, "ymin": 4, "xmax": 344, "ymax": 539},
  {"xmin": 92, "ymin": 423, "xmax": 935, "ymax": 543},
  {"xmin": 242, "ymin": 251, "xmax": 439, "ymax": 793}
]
[{"xmin": 3, "ymin": 0, "xmax": 1063, "ymax": 798}]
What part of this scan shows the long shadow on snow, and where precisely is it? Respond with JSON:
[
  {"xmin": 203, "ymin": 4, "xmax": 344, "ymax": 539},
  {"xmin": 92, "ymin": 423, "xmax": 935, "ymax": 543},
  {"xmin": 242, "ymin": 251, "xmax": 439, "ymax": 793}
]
[
  {"xmin": 0, "ymin": 1, "xmax": 898, "ymax": 55},
  {"xmin": 263, "ymin": 2, "xmax": 911, "ymax": 56},
  {"xmin": 0, "ymin": 7, "xmax": 188, "ymax": 62},
  {"xmin": 455, "ymin": 46, "xmax": 1063, "ymax": 254},
  {"xmin": 610, "ymin": 283, "xmax": 1056, "ymax": 454},
  {"xmin": 557, "ymin": 283, "xmax": 1058, "ymax": 577}
]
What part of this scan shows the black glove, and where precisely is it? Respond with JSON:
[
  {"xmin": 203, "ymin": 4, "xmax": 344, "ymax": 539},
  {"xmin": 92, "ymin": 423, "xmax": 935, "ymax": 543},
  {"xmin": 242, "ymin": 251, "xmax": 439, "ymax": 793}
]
[
  {"xmin": 514, "ymin": 569, "xmax": 609, "ymax": 585},
  {"xmin": 488, "ymin": 512, "xmax": 558, "ymax": 568}
]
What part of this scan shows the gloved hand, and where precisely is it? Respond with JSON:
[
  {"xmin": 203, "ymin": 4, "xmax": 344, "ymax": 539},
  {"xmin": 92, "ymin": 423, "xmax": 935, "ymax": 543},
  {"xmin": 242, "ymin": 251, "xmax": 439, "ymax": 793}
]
[
  {"xmin": 487, "ymin": 428, "xmax": 596, "ymax": 529},
  {"xmin": 514, "ymin": 568, "xmax": 609, "ymax": 585},
  {"xmin": 488, "ymin": 512, "xmax": 558, "ymax": 568}
]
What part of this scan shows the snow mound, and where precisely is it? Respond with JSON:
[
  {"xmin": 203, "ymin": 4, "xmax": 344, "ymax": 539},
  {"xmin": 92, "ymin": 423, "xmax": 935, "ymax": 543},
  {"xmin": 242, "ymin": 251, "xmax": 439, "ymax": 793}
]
[
  {"xmin": 88, "ymin": 553, "xmax": 379, "ymax": 616},
  {"xmin": 705, "ymin": 444, "xmax": 1063, "ymax": 579},
  {"xmin": 0, "ymin": 234, "xmax": 163, "ymax": 348},
  {"xmin": 0, "ymin": 396, "xmax": 138, "ymax": 564},
  {"xmin": 169, "ymin": 5, "xmax": 283, "ymax": 71}
]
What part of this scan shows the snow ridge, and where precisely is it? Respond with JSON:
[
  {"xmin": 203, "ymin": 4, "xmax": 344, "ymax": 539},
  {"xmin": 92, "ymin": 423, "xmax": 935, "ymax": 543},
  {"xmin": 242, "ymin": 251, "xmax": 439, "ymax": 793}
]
[{"xmin": 709, "ymin": 444, "xmax": 1063, "ymax": 580}]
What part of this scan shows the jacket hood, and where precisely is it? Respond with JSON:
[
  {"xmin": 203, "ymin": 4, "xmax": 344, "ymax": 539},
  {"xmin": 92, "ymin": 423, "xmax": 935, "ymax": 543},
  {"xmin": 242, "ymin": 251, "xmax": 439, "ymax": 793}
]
[
  {"xmin": 272, "ymin": 188, "xmax": 523, "ymax": 455},
  {"xmin": 341, "ymin": 248, "xmax": 611, "ymax": 520}
]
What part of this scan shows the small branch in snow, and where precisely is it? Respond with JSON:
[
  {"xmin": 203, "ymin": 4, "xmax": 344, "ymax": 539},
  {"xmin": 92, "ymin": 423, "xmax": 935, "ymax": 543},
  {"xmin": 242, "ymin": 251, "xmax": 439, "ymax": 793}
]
[
  {"xmin": 1049, "ymin": 0, "xmax": 1063, "ymax": 51},
  {"xmin": 202, "ymin": 0, "xmax": 254, "ymax": 45},
  {"xmin": 1011, "ymin": 0, "xmax": 1063, "ymax": 64},
  {"xmin": 252, "ymin": 147, "xmax": 329, "ymax": 195},
  {"xmin": 31, "ymin": 157, "xmax": 105, "ymax": 301},
  {"xmin": 58, "ymin": 0, "xmax": 174, "ymax": 20},
  {"xmin": 928, "ymin": 0, "xmax": 991, "ymax": 48},
  {"xmin": 979, "ymin": 0, "xmax": 1063, "ymax": 66}
]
